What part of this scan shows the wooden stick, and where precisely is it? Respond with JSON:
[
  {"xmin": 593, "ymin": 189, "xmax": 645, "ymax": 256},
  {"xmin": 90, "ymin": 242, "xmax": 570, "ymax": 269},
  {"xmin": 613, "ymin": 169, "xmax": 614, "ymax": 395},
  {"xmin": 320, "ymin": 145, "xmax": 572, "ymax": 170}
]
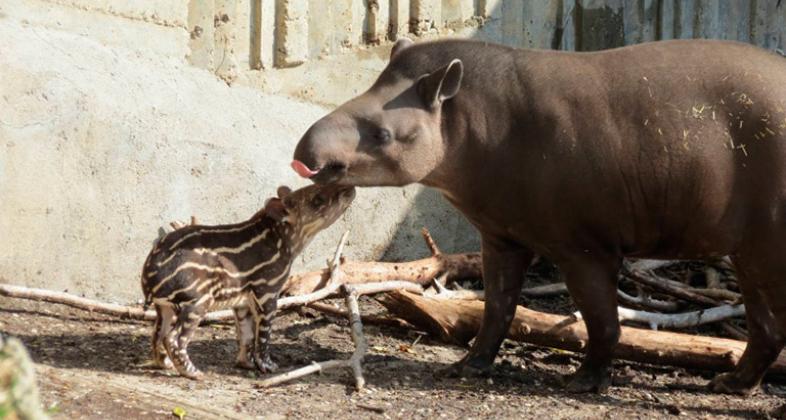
[
  {"xmin": 259, "ymin": 232, "xmax": 395, "ymax": 390},
  {"xmin": 259, "ymin": 286, "xmax": 369, "ymax": 389},
  {"xmin": 326, "ymin": 231, "xmax": 350, "ymax": 284},
  {"xmin": 705, "ymin": 266, "xmax": 722, "ymax": 289},
  {"xmin": 691, "ymin": 287, "xmax": 742, "ymax": 303},
  {"xmin": 0, "ymin": 278, "xmax": 423, "ymax": 324},
  {"xmin": 425, "ymin": 278, "xmax": 484, "ymax": 300},
  {"xmin": 0, "ymin": 283, "xmax": 159, "ymax": 322},
  {"xmin": 617, "ymin": 289, "xmax": 679, "ymax": 312},
  {"xmin": 597, "ymin": 305, "xmax": 745, "ymax": 330},
  {"xmin": 721, "ymin": 321, "xmax": 749, "ymax": 341},
  {"xmin": 421, "ymin": 227, "xmax": 441, "ymax": 256},
  {"xmin": 521, "ymin": 282, "xmax": 569, "ymax": 297},
  {"xmin": 380, "ymin": 291, "xmax": 786, "ymax": 375},
  {"xmin": 624, "ymin": 270, "xmax": 721, "ymax": 306},
  {"xmin": 627, "ymin": 259, "xmax": 682, "ymax": 272},
  {"xmin": 307, "ymin": 302, "xmax": 414, "ymax": 329},
  {"xmin": 283, "ymin": 252, "xmax": 481, "ymax": 296},
  {"xmin": 345, "ymin": 285, "xmax": 367, "ymax": 389}
]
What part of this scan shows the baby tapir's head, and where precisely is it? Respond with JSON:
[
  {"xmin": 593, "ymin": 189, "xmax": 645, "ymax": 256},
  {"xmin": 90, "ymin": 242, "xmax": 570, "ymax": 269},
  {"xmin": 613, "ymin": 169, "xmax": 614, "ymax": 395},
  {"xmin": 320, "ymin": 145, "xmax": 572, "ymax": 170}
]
[{"xmin": 263, "ymin": 183, "xmax": 355, "ymax": 252}]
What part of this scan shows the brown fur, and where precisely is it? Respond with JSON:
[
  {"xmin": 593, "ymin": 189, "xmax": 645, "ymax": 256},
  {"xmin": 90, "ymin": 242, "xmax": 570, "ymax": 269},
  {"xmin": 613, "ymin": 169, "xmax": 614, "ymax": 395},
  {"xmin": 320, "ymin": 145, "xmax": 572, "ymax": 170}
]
[{"xmin": 294, "ymin": 38, "xmax": 786, "ymax": 394}]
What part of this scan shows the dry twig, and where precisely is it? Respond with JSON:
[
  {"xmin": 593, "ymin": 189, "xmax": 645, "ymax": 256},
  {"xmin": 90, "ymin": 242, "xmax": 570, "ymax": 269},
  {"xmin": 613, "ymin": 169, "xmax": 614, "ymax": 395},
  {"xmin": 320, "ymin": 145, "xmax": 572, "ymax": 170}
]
[
  {"xmin": 624, "ymin": 270, "xmax": 721, "ymax": 306},
  {"xmin": 572, "ymin": 305, "xmax": 746, "ymax": 330},
  {"xmin": 617, "ymin": 289, "xmax": 680, "ymax": 312},
  {"xmin": 260, "ymin": 285, "xmax": 368, "ymax": 390},
  {"xmin": 306, "ymin": 302, "xmax": 414, "ymax": 329}
]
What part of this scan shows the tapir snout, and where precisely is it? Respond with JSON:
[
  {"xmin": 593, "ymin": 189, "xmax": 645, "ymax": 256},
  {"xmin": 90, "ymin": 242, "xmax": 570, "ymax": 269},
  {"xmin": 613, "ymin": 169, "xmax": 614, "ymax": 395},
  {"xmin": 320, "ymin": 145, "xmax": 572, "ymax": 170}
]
[{"xmin": 291, "ymin": 117, "xmax": 352, "ymax": 184}]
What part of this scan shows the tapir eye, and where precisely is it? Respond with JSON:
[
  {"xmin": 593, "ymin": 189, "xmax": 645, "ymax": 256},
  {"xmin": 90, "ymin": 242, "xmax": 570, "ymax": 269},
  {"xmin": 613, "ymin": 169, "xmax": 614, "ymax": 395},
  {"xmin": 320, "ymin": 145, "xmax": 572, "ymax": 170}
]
[
  {"xmin": 311, "ymin": 195, "xmax": 326, "ymax": 208},
  {"xmin": 373, "ymin": 128, "xmax": 392, "ymax": 144}
]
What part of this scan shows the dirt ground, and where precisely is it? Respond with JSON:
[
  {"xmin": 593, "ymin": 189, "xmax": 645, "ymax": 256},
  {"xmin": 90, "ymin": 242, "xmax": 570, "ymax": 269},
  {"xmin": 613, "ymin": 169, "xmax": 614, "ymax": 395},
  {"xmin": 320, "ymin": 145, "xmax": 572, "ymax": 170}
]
[{"xmin": 2, "ymin": 295, "xmax": 786, "ymax": 420}]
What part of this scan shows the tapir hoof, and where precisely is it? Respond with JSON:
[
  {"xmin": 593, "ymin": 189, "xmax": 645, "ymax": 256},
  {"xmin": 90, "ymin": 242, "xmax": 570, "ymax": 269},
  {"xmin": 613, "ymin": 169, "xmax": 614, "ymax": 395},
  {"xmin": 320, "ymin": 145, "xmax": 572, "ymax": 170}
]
[
  {"xmin": 708, "ymin": 372, "xmax": 759, "ymax": 396},
  {"xmin": 564, "ymin": 365, "xmax": 612, "ymax": 394},
  {"xmin": 435, "ymin": 356, "xmax": 492, "ymax": 379},
  {"xmin": 254, "ymin": 356, "xmax": 278, "ymax": 374},
  {"xmin": 143, "ymin": 356, "xmax": 174, "ymax": 370},
  {"xmin": 181, "ymin": 369, "xmax": 204, "ymax": 381},
  {"xmin": 235, "ymin": 359, "xmax": 256, "ymax": 370}
]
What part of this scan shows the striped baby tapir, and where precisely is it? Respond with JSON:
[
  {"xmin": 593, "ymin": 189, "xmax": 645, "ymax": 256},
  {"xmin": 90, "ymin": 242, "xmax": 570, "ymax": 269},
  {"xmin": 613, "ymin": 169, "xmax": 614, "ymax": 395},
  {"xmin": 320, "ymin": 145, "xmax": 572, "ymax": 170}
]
[{"xmin": 141, "ymin": 183, "xmax": 355, "ymax": 379}]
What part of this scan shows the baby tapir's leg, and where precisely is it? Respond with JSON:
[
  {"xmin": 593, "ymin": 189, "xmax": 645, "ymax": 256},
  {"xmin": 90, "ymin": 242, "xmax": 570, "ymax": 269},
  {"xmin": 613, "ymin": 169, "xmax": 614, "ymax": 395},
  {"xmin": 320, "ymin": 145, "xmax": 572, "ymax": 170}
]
[
  {"xmin": 151, "ymin": 305, "xmax": 175, "ymax": 369},
  {"xmin": 234, "ymin": 305, "xmax": 256, "ymax": 369},
  {"xmin": 165, "ymin": 301, "xmax": 210, "ymax": 380},
  {"xmin": 252, "ymin": 288, "xmax": 278, "ymax": 373}
]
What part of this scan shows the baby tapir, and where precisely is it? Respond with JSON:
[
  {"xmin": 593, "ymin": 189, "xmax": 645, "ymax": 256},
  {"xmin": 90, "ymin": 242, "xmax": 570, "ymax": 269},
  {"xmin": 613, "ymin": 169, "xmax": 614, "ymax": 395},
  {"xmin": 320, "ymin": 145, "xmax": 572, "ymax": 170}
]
[{"xmin": 141, "ymin": 184, "xmax": 355, "ymax": 379}]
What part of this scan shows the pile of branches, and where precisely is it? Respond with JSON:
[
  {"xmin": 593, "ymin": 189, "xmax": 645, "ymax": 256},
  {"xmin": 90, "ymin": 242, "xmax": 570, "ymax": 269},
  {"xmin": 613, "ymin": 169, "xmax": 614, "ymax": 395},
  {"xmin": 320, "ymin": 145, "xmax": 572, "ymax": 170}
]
[
  {"xmin": 3, "ymin": 222, "xmax": 784, "ymax": 390},
  {"xmin": 519, "ymin": 256, "xmax": 745, "ymax": 338}
]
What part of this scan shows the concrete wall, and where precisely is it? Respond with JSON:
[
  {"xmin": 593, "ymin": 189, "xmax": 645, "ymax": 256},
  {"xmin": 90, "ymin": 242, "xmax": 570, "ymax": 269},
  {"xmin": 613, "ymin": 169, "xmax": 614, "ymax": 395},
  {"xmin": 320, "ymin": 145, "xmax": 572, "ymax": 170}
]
[
  {"xmin": 2, "ymin": 0, "xmax": 785, "ymax": 302},
  {"xmin": 186, "ymin": 0, "xmax": 785, "ymax": 78}
]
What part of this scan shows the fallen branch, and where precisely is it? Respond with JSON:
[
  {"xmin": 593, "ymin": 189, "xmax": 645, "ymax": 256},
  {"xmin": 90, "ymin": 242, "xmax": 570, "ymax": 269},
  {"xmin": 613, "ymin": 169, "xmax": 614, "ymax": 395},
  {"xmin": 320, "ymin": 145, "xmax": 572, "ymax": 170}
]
[
  {"xmin": 433, "ymin": 281, "xmax": 683, "ymax": 315},
  {"xmin": 260, "ymin": 285, "xmax": 368, "ymax": 390},
  {"xmin": 0, "ymin": 283, "xmax": 158, "ymax": 322},
  {"xmin": 259, "ymin": 233, "xmax": 368, "ymax": 389},
  {"xmin": 705, "ymin": 266, "xmax": 722, "ymax": 289},
  {"xmin": 256, "ymin": 232, "xmax": 427, "ymax": 390},
  {"xmin": 420, "ymin": 227, "xmax": 441, "ymax": 256},
  {"xmin": 624, "ymin": 270, "xmax": 721, "ymax": 306},
  {"xmin": 617, "ymin": 289, "xmax": 679, "ymax": 312},
  {"xmin": 283, "ymin": 252, "xmax": 481, "ymax": 296},
  {"xmin": 721, "ymin": 321, "xmax": 749, "ymax": 341},
  {"xmin": 572, "ymin": 305, "xmax": 746, "ymax": 330},
  {"xmin": 307, "ymin": 302, "xmax": 414, "ymax": 329},
  {"xmin": 380, "ymin": 291, "xmax": 786, "ymax": 375},
  {"xmin": 0, "ymin": 280, "xmax": 422, "ymax": 325},
  {"xmin": 521, "ymin": 282, "xmax": 568, "ymax": 297},
  {"xmin": 283, "ymin": 230, "xmax": 481, "ymax": 295},
  {"xmin": 425, "ymin": 278, "xmax": 484, "ymax": 300},
  {"xmin": 627, "ymin": 259, "xmax": 682, "ymax": 272},
  {"xmin": 691, "ymin": 287, "xmax": 741, "ymax": 303}
]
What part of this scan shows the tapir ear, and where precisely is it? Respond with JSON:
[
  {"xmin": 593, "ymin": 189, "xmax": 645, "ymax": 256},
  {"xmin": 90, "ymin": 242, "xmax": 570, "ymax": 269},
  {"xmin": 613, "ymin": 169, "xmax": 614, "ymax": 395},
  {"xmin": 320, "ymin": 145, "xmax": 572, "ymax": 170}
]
[
  {"xmin": 277, "ymin": 185, "xmax": 292, "ymax": 199},
  {"xmin": 390, "ymin": 37, "xmax": 414, "ymax": 60},
  {"xmin": 416, "ymin": 59, "xmax": 463, "ymax": 110},
  {"xmin": 264, "ymin": 197, "xmax": 289, "ymax": 222}
]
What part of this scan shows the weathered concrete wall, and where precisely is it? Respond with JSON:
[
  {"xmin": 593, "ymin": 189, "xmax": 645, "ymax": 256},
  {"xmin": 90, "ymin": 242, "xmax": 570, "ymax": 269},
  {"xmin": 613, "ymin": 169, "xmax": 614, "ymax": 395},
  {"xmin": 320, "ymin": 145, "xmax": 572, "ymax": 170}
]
[
  {"xmin": 190, "ymin": 0, "xmax": 785, "ymax": 77},
  {"xmin": 2, "ymin": 0, "xmax": 785, "ymax": 303},
  {"xmin": 476, "ymin": 0, "xmax": 786, "ymax": 52}
]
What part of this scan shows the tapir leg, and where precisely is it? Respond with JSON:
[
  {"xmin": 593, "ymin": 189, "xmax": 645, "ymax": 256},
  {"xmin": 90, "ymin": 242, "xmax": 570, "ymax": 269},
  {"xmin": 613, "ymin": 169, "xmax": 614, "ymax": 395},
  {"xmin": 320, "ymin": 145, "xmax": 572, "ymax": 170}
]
[
  {"xmin": 441, "ymin": 239, "xmax": 532, "ymax": 376},
  {"xmin": 151, "ymin": 305, "xmax": 175, "ymax": 369},
  {"xmin": 166, "ymin": 303, "xmax": 208, "ymax": 380},
  {"xmin": 710, "ymin": 253, "xmax": 785, "ymax": 394},
  {"xmin": 560, "ymin": 254, "xmax": 622, "ymax": 393},
  {"xmin": 234, "ymin": 306, "xmax": 256, "ymax": 369}
]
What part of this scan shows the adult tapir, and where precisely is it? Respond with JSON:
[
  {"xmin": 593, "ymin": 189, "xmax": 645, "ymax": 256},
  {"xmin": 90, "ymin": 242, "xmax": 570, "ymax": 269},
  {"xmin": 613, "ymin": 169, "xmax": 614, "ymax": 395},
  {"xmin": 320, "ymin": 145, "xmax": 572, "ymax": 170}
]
[{"xmin": 291, "ymin": 37, "xmax": 786, "ymax": 394}]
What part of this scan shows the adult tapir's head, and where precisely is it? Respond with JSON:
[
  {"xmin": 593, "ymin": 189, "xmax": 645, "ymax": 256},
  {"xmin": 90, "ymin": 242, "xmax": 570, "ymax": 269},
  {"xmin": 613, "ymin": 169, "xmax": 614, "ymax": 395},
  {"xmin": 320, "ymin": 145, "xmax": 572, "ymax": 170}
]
[{"xmin": 292, "ymin": 37, "xmax": 465, "ymax": 187}]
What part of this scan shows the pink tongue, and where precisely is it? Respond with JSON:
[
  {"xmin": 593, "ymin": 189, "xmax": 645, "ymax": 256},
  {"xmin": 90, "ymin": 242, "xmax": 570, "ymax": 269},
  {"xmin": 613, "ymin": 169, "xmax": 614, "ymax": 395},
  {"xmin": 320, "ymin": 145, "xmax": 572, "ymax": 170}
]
[{"xmin": 291, "ymin": 160, "xmax": 320, "ymax": 178}]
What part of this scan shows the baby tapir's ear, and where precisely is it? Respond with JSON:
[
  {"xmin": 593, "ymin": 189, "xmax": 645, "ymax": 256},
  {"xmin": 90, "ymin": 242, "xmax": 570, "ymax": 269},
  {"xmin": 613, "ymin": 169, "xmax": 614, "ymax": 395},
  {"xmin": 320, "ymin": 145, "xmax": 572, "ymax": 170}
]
[
  {"xmin": 264, "ymin": 197, "xmax": 289, "ymax": 222},
  {"xmin": 277, "ymin": 186, "xmax": 292, "ymax": 199},
  {"xmin": 417, "ymin": 58, "xmax": 463, "ymax": 110}
]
